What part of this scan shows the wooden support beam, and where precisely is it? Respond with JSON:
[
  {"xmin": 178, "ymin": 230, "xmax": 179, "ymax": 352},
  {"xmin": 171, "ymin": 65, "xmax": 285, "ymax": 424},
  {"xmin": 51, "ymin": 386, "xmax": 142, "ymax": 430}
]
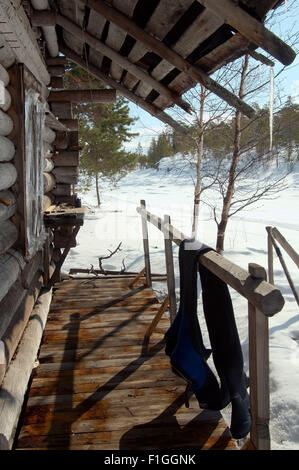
[
  {"xmin": 140, "ymin": 200, "xmax": 152, "ymax": 288},
  {"xmin": 248, "ymin": 263, "xmax": 270, "ymax": 450},
  {"xmin": 56, "ymin": 14, "xmax": 191, "ymax": 114},
  {"xmin": 48, "ymin": 225, "xmax": 80, "ymax": 288},
  {"xmin": 271, "ymin": 226, "xmax": 299, "ymax": 269},
  {"xmin": 59, "ymin": 43, "xmax": 188, "ymax": 134},
  {"xmin": 144, "ymin": 296, "xmax": 170, "ymax": 343},
  {"xmin": 249, "ymin": 50, "xmax": 275, "ymax": 67},
  {"xmin": 80, "ymin": 0, "xmax": 255, "ymax": 118},
  {"xmin": 199, "ymin": 0, "xmax": 296, "ymax": 66},
  {"xmin": 163, "ymin": 215, "xmax": 177, "ymax": 323},
  {"xmin": 48, "ymin": 88, "xmax": 116, "ymax": 104},
  {"xmin": 128, "ymin": 267, "xmax": 146, "ymax": 289},
  {"xmin": 266, "ymin": 227, "xmax": 299, "ymax": 306}
]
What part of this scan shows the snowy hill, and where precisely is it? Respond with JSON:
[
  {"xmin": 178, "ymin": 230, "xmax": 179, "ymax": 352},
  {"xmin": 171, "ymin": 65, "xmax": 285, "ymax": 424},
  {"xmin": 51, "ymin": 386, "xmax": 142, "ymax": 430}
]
[{"xmin": 65, "ymin": 154, "xmax": 299, "ymax": 450}]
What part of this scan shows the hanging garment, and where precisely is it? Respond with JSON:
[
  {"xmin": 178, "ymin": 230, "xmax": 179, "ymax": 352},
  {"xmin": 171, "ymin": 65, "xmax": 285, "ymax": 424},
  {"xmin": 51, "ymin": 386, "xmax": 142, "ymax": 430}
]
[{"xmin": 165, "ymin": 239, "xmax": 251, "ymax": 439}]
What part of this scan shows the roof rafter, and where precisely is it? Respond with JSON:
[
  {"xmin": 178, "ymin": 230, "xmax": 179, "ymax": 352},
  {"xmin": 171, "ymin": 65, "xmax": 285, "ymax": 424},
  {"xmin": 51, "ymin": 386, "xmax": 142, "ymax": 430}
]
[
  {"xmin": 53, "ymin": 13, "xmax": 192, "ymax": 114},
  {"xmin": 198, "ymin": 0, "xmax": 296, "ymax": 66},
  {"xmin": 59, "ymin": 43, "xmax": 189, "ymax": 135},
  {"xmin": 80, "ymin": 0, "xmax": 255, "ymax": 118}
]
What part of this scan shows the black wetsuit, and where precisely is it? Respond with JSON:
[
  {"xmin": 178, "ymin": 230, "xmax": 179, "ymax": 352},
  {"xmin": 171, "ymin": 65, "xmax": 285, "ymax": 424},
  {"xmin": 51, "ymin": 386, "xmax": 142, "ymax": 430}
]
[{"xmin": 165, "ymin": 239, "xmax": 251, "ymax": 439}]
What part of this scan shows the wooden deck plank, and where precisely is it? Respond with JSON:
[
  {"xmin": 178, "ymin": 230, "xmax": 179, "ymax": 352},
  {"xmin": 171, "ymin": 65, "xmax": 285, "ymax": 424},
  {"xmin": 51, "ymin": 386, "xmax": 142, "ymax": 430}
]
[{"xmin": 15, "ymin": 278, "xmax": 237, "ymax": 450}]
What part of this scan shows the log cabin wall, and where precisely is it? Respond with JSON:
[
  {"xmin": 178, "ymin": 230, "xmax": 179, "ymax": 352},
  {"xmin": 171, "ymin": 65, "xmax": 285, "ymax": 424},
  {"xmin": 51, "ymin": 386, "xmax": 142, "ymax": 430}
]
[{"xmin": 0, "ymin": 51, "xmax": 49, "ymax": 389}]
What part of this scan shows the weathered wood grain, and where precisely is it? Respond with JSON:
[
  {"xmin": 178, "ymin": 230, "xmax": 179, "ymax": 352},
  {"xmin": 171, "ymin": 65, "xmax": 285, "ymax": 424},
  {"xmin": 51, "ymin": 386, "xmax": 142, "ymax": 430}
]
[{"xmin": 15, "ymin": 278, "xmax": 236, "ymax": 450}]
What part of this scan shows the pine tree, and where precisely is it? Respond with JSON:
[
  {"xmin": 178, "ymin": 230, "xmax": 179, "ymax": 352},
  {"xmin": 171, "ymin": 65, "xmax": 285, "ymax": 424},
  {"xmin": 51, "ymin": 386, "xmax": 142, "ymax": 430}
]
[
  {"xmin": 64, "ymin": 61, "xmax": 138, "ymax": 206},
  {"xmin": 78, "ymin": 96, "xmax": 138, "ymax": 205}
]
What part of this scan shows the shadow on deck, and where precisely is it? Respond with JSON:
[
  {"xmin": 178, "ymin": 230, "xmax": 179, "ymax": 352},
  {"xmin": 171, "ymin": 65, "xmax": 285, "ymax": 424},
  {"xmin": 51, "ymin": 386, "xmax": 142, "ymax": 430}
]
[{"xmin": 15, "ymin": 277, "xmax": 237, "ymax": 450}]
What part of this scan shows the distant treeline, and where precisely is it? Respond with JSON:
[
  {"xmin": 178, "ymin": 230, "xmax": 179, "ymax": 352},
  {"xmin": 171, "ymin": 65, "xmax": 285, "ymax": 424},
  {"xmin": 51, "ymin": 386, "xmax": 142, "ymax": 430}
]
[{"xmin": 140, "ymin": 99, "xmax": 299, "ymax": 168}]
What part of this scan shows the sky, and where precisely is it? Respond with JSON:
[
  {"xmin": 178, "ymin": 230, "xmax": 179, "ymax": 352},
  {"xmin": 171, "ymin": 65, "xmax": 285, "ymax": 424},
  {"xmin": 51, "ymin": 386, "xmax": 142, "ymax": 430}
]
[{"xmin": 124, "ymin": 1, "xmax": 299, "ymax": 154}]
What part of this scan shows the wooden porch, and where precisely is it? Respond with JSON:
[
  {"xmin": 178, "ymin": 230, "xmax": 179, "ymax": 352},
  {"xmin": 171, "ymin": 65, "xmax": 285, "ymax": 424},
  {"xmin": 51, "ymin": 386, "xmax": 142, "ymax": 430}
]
[{"xmin": 14, "ymin": 276, "xmax": 237, "ymax": 451}]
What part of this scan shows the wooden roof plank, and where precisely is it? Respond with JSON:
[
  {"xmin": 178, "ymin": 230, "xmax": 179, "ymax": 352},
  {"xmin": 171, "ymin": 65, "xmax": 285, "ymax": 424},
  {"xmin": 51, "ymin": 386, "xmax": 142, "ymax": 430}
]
[
  {"xmin": 56, "ymin": 14, "xmax": 191, "ymax": 113},
  {"xmin": 86, "ymin": 7, "xmax": 107, "ymax": 70},
  {"xmin": 59, "ymin": 43, "xmax": 189, "ymax": 134},
  {"xmin": 81, "ymin": 0, "xmax": 255, "ymax": 118},
  {"xmin": 60, "ymin": 0, "xmax": 85, "ymax": 57},
  {"xmin": 151, "ymin": 9, "xmax": 223, "ymax": 85},
  {"xmin": 100, "ymin": 0, "xmax": 138, "ymax": 81},
  {"xmin": 128, "ymin": 0, "xmax": 194, "ymax": 99},
  {"xmin": 199, "ymin": 0, "xmax": 296, "ymax": 65}
]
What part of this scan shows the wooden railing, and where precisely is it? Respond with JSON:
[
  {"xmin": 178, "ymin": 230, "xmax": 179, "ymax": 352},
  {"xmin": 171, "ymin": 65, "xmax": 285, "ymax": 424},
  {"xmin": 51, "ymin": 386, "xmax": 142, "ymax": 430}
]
[
  {"xmin": 266, "ymin": 226, "xmax": 299, "ymax": 306},
  {"xmin": 137, "ymin": 200, "xmax": 285, "ymax": 450}
]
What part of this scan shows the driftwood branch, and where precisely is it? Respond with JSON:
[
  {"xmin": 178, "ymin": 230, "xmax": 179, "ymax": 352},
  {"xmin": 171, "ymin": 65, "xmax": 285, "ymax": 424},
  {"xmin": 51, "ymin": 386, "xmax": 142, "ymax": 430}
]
[{"xmin": 98, "ymin": 242, "xmax": 123, "ymax": 274}]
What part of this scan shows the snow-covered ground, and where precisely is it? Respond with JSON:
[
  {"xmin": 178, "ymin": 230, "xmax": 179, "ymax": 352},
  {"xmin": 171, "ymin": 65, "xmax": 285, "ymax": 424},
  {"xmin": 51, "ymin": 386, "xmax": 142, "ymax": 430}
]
[{"xmin": 64, "ymin": 155, "xmax": 299, "ymax": 450}]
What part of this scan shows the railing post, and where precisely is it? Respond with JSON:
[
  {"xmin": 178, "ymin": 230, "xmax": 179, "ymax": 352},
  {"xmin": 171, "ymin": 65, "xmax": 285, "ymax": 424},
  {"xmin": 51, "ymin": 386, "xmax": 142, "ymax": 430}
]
[
  {"xmin": 163, "ymin": 215, "xmax": 177, "ymax": 323},
  {"xmin": 266, "ymin": 226, "xmax": 274, "ymax": 285},
  {"xmin": 140, "ymin": 200, "xmax": 152, "ymax": 287},
  {"xmin": 248, "ymin": 263, "xmax": 270, "ymax": 450}
]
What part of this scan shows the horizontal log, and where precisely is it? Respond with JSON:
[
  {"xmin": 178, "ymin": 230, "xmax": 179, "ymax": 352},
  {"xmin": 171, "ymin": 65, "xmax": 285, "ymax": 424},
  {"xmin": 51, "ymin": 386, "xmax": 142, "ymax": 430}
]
[
  {"xmin": 43, "ymin": 158, "xmax": 54, "ymax": 172},
  {"xmin": 21, "ymin": 250, "xmax": 43, "ymax": 290},
  {"xmin": 0, "ymin": 287, "xmax": 52, "ymax": 449},
  {"xmin": 43, "ymin": 126, "xmax": 56, "ymax": 144},
  {"xmin": 43, "ymin": 142, "xmax": 54, "ymax": 159},
  {"xmin": 49, "ymin": 76, "xmax": 64, "ymax": 89},
  {"xmin": 0, "ymin": 109, "xmax": 13, "ymax": 136},
  {"xmin": 0, "ymin": 36, "xmax": 15, "ymax": 69},
  {"xmin": 68, "ymin": 131, "xmax": 78, "ymax": 149},
  {"xmin": 0, "ymin": 89, "xmax": 11, "ymax": 112},
  {"xmin": 0, "ymin": 249, "xmax": 25, "ymax": 303},
  {"xmin": 0, "ymin": 163, "xmax": 17, "ymax": 191},
  {"xmin": 0, "ymin": 64, "xmax": 10, "ymax": 87},
  {"xmin": 0, "ymin": 220, "xmax": 18, "ymax": 255},
  {"xmin": 50, "ymin": 101, "xmax": 72, "ymax": 119},
  {"xmin": 45, "ymin": 112, "xmax": 68, "ymax": 132},
  {"xmin": 43, "ymin": 193, "xmax": 54, "ymax": 211},
  {"xmin": 0, "ymin": 135, "xmax": 15, "ymax": 162},
  {"xmin": 47, "ymin": 65, "xmax": 65, "ymax": 77},
  {"xmin": 48, "ymin": 89, "xmax": 116, "ymax": 104},
  {"xmin": 137, "ymin": 206, "xmax": 285, "ymax": 316},
  {"xmin": 31, "ymin": 10, "xmax": 56, "ymax": 27},
  {"xmin": 52, "ymin": 166, "xmax": 79, "ymax": 184},
  {"xmin": 53, "ymin": 194, "xmax": 77, "ymax": 205},
  {"xmin": 59, "ymin": 119, "xmax": 78, "ymax": 131},
  {"xmin": 0, "ymin": 270, "xmax": 44, "ymax": 386},
  {"xmin": 51, "ymin": 184, "xmax": 71, "ymax": 196},
  {"xmin": 53, "ymin": 131, "xmax": 68, "ymax": 149},
  {"xmin": 0, "ymin": 279, "xmax": 24, "ymax": 339},
  {"xmin": 43, "ymin": 172, "xmax": 56, "ymax": 193},
  {"xmin": 0, "ymin": 190, "xmax": 16, "ymax": 222},
  {"xmin": 53, "ymin": 151, "xmax": 79, "ymax": 167},
  {"xmin": 46, "ymin": 56, "xmax": 67, "ymax": 66}
]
